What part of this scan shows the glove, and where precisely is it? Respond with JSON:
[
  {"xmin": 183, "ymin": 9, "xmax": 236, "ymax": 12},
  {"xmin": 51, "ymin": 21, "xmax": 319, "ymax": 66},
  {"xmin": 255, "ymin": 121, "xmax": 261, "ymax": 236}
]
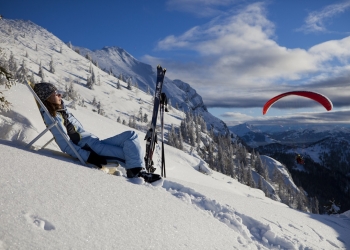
[{"xmin": 87, "ymin": 151, "xmax": 107, "ymax": 169}]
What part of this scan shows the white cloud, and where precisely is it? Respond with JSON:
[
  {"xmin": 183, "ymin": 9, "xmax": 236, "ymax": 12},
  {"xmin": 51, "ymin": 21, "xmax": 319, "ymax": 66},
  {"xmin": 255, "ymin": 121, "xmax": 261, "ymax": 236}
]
[
  {"xmin": 143, "ymin": 2, "xmax": 350, "ymax": 111},
  {"xmin": 298, "ymin": 1, "xmax": 350, "ymax": 33},
  {"xmin": 309, "ymin": 36, "xmax": 350, "ymax": 63},
  {"xmin": 221, "ymin": 111, "xmax": 255, "ymax": 121}
]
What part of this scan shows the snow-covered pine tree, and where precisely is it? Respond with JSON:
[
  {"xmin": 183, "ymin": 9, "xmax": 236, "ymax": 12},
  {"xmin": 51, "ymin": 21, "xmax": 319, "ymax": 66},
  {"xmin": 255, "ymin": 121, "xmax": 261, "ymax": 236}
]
[
  {"xmin": 257, "ymin": 176, "xmax": 264, "ymax": 190},
  {"xmin": 16, "ymin": 59, "xmax": 28, "ymax": 84},
  {"xmin": 143, "ymin": 113, "xmax": 148, "ymax": 123},
  {"xmin": 308, "ymin": 197, "xmax": 319, "ymax": 214},
  {"xmin": 116, "ymin": 80, "xmax": 121, "ymax": 89},
  {"xmin": 296, "ymin": 186, "xmax": 309, "ymax": 212},
  {"xmin": 86, "ymin": 63, "xmax": 91, "ymax": 74},
  {"xmin": 85, "ymin": 53, "xmax": 92, "ymax": 62},
  {"xmin": 49, "ymin": 57, "xmax": 55, "ymax": 74},
  {"xmin": 8, "ymin": 52, "xmax": 17, "ymax": 74},
  {"xmin": 138, "ymin": 107, "xmax": 143, "ymax": 122},
  {"xmin": 0, "ymin": 51, "xmax": 10, "ymax": 86},
  {"xmin": 0, "ymin": 48, "xmax": 15, "ymax": 111},
  {"xmin": 236, "ymin": 161, "xmax": 244, "ymax": 183},
  {"xmin": 196, "ymin": 122, "xmax": 201, "ymax": 146},
  {"xmin": 91, "ymin": 68, "xmax": 96, "ymax": 84},
  {"xmin": 29, "ymin": 72, "xmax": 35, "ymax": 84},
  {"xmin": 96, "ymin": 74, "xmax": 100, "ymax": 86},
  {"xmin": 246, "ymin": 166, "xmax": 255, "ymax": 188},
  {"xmin": 86, "ymin": 75, "xmax": 94, "ymax": 89},
  {"xmin": 127, "ymin": 77, "xmax": 132, "ymax": 90},
  {"xmin": 168, "ymin": 124, "xmax": 176, "ymax": 147},
  {"xmin": 38, "ymin": 61, "xmax": 45, "ymax": 82},
  {"xmin": 67, "ymin": 81, "xmax": 78, "ymax": 101},
  {"xmin": 97, "ymin": 102, "xmax": 105, "ymax": 116},
  {"xmin": 91, "ymin": 96, "xmax": 97, "ymax": 106},
  {"xmin": 324, "ymin": 198, "xmax": 341, "ymax": 215}
]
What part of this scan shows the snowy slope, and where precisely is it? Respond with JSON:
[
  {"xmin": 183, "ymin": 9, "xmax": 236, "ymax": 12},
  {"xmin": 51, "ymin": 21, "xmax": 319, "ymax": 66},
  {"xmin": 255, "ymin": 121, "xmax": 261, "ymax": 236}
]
[{"xmin": 1, "ymin": 84, "xmax": 350, "ymax": 249}]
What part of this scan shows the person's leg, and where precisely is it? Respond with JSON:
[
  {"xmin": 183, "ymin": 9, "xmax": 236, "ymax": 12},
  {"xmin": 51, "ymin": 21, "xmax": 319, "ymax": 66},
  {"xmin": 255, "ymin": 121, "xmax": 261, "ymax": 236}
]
[{"xmin": 100, "ymin": 131, "xmax": 145, "ymax": 169}]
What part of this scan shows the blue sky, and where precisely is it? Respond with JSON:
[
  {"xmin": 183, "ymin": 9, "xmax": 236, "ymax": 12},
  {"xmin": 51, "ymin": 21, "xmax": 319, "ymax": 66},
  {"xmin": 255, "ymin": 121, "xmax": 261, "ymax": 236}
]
[{"xmin": 3, "ymin": 0, "xmax": 350, "ymax": 125}]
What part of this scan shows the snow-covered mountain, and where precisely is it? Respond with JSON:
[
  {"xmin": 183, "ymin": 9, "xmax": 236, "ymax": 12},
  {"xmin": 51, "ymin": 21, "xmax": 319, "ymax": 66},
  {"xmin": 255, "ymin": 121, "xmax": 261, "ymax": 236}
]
[
  {"xmin": 230, "ymin": 122, "xmax": 350, "ymax": 215},
  {"xmin": 230, "ymin": 122, "xmax": 350, "ymax": 173},
  {"xmin": 229, "ymin": 123, "xmax": 278, "ymax": 147},
  {"xmin": 0, "ymin": 18, "xmax": 228, "ymax": 134}
]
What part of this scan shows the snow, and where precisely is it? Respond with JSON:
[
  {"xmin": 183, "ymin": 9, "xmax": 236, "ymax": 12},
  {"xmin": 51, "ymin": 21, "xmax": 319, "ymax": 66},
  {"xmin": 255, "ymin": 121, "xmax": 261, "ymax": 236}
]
[
  {"xmin": 1, "ymin": 18, "xmax": 350, "ymax": 250},
  {"xmin": 1, "ymin": 85, "xmax": 350, "ymax": 250}
]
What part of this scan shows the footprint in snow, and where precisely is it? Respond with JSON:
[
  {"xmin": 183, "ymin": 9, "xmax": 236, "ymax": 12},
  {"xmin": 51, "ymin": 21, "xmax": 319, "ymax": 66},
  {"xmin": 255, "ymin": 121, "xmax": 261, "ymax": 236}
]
[{"xmin": 25, "ymin": 213, "xmax": 55, "ymax": 231}]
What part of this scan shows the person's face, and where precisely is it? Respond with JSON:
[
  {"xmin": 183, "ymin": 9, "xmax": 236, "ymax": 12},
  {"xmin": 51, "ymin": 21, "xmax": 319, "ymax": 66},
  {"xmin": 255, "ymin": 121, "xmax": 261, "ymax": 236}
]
[{"xmin": 47, "ymin": 90, "xmax": 62, "ymax": 104}]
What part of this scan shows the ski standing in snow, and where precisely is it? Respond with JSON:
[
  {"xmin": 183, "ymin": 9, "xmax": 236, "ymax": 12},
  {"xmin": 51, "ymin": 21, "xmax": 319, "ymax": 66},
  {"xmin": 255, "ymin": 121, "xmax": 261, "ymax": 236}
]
[{"xmin": 144, "ymin": 65, "xmax": 167, "ymax": 177}]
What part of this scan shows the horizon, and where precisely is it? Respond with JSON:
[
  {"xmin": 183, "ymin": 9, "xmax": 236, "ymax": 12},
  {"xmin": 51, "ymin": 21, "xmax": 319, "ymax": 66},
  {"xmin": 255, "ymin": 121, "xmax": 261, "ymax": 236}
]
[{"xmin": 3, "ymin": 0, "xmax": 350, "ymax": 125}]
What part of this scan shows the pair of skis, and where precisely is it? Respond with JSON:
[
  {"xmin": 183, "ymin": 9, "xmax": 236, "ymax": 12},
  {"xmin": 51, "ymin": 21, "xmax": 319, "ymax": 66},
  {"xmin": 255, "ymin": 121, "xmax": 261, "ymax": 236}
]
[{"xmin": 144, "ymin": 65, "xmax": 168, "ymax": 177}]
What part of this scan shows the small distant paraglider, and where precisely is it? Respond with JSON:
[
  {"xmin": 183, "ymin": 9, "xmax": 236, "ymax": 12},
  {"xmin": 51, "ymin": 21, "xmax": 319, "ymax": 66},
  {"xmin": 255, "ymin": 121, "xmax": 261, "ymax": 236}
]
[{"xmin": 262, "ymin": 91, "xmax": 333, "ymax": 115}]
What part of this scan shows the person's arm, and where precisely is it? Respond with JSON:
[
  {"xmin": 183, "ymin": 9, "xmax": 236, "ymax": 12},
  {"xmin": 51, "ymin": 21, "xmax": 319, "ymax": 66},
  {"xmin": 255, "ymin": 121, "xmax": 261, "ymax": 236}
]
[{"xmin": 40, "ymin": 109, "xmax": 90, "ymax": 161}]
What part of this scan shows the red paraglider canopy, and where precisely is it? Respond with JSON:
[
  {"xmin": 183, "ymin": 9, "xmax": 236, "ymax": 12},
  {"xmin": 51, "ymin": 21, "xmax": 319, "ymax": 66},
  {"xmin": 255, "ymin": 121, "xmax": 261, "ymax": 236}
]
[{"xmin": 263, "ymin": 91, "xmax": 333, "ymax": 115}]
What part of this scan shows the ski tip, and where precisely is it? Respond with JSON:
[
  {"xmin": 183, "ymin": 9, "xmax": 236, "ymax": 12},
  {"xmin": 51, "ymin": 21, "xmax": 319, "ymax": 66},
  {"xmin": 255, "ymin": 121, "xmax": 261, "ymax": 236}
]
[{"xmin": 157, "ymin": 65, "xmax": 166, "ymax": 73}]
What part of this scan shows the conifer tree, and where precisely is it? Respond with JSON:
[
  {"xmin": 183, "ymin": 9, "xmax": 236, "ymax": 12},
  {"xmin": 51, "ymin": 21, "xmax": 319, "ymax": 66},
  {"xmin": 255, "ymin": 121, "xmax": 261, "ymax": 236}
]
[
  {"xmin": 38, "ymin": 61, "xmax": 45, "ymax": 82},
  {"xmin": 49, "ymin": 57, "xmax": 55, "ymax": 74},
  {"xmin": 8, "ymin": 52, "xmax": 17, "ymax": 74},
  {"xmin": 168, "ymin": 124, "xmax": 177, "ymax": 147},
  {"xmin": 97, "ymin": 74, "xmax": 100, "ymax": 86},
  {"xmin": 91, "ymin": 96, "xmax": 97, "ymax": 106},
  {"xmin": 97, "ymin": 102, "xmax": 105, "ymax": 116},
  {"xmin": 85, "ymin": 53, "xmax": 92, "ymax": 61},
  {"xmin": 0, "ymin": 49, "xmax": 15, "ymax": 111},
  {"xmin": 118, "ymin": 73, "xmax": 124, "ymax": 82},
  {"xmin": 16, "ymin": 59, "xmax": 28, "ymax": 84},
  {"xmin": 127, "ymin": 77, "xmax": 132, "ymax": 90},
  {"xmin": 116, "ymin": 80, "xmax": 121, "ymax": 89},
  {"xmin": 29, "ymin": 72, "xmax": 35, "ymax": 84},
  {"xmin": 310, "ymin": 197, "xmax": 319, "ymax": 214},
  {"xmin": 258, "ymin": 176, "xmax": 264, "ymax": 190},
  {"xmin": 196, "ymin": 122, "xmax": 201, "ymax": 146},
  {"xmin": 246, "ymin": 166, "xmax": 255, "ymax": 188},
  {"xmin": 178, "ymin": 130, "xmax": 184, "ymax": 150},
  {"xmin": 143, "ymin": 113, "xmax": 148, "ymax": 123}
]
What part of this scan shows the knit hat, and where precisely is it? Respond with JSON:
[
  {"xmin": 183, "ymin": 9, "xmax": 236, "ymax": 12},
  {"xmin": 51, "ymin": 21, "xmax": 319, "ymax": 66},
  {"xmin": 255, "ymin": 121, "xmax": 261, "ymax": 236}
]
[{"xmin": 33, "ymin": 82, "xmax": 57, "ymax": 102}]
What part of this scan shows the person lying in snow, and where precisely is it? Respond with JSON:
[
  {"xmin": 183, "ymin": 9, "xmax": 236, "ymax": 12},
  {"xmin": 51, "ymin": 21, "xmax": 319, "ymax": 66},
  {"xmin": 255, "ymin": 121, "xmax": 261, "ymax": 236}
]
[{"xmin": 33, "ymin": 82, "xmax": 161, "ymax": 184}]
